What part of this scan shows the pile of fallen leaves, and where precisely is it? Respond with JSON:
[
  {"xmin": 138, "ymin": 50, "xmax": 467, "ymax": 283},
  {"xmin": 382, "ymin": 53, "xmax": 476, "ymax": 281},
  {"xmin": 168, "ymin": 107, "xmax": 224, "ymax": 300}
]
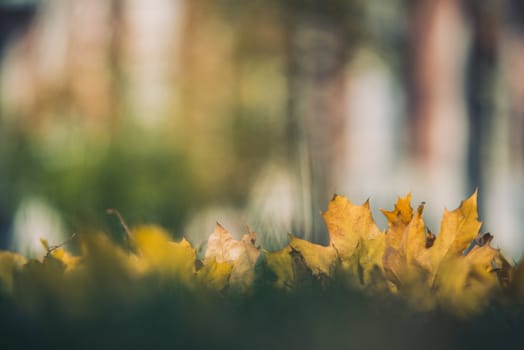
[
  {"xmin": 2, "ymin": 192, "xmax": 524, "ymax": 349},
  {"xmin": 1, "ymin": 191, "xmax": 522, "ymax": 314}
]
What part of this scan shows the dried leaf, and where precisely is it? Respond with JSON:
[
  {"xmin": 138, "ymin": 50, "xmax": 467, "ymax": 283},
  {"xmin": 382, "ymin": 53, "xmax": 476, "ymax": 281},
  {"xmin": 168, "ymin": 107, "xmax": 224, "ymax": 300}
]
[{"xmin": 203, "ymin": 224, "xmax": 260, "ymax": 292}]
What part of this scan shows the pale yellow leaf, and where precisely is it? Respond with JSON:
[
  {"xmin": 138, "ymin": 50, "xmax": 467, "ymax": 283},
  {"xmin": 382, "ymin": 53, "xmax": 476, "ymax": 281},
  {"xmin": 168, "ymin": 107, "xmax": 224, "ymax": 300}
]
[{"xmin": 203, "ymin": 224, "xmax": 260, "ymax": 292}]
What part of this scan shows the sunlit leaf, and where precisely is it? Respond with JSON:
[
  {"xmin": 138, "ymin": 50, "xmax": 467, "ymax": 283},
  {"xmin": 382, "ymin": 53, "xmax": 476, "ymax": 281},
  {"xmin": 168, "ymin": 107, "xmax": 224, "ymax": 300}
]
[
  {"xmin": 203, "ymin": 224, "xmax": 260, "ymax": 292},
  {"xmin": 323, "ymin": 195, "xmax": 386, "ymax": 288},
  {"xmin": 288, "ymin": 235, "xmax": 336, "ymax": 278}
]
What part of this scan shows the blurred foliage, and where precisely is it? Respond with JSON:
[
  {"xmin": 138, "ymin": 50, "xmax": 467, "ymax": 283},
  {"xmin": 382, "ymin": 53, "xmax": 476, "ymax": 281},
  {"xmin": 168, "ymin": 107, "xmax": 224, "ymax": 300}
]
[
  {"xmin": 1, "ymin": 0, "xmax": 524, "ymax": 258},
  {"xmin": 0, "ymin": 126, "xmax": 199, "ymax": 239}
]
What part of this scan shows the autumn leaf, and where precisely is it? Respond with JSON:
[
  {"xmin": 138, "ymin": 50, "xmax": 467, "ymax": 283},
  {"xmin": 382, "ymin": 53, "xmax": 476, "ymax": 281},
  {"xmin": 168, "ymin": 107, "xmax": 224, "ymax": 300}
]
[
  {"xmin": 381, "ymin": 196, "xmax": 430, "ymax": 292},
  {"xmin": 288, "ymin": 235, "xmax": 337, "ymax": 278},
  {"xmin": 196, "ymin": 259, "xmax": 233, "ymax": 291},
  {"xmin": 323, "ymin": 195, "xmax": 384, "ymax": 271},
  {"xmin": 202, "ymin": 223, "xmax": 260, "ymax": 292},
  {"xmin": 428, "ymin": 191, "xmax": 482, "ymax": 278},
  {"xmin": 380, "ymin": 191, "xmax": 510, "ymax": 314},
  {"xmin": 39, "ymin": 237, "xmax": 80, "ymax": 272},
  {"xmin": 436, "ymin": 242, "xmax": 503, "ymax": 315},
  {"xmin": 270, "ymin": 195, "xmax": 387, "ymax": 291},
  {"xmin": 133, "ymin": 225, "xmax": 196, "ymax": 283},
  {"xmin": 75, "ymin": 233, "xmax": 145, "ymax": 302},
  {"xmin": 264, "ymin": 245, "xmax": 294, "ymax": 289},
  {"xmin": 381, "ymin": 193, "xmax": 412, "ymax": 285},
  {"xmin": 264, "ymin": 242, "xmax": 323, "ymax": 290},
  {"xmin": 0, "ymin": 251, "xmax": 26, "ymax": 293},
  {"xmin": 48, "ymin": 248, "xmax": 81, "ymax": 272},
  {"xmin": 322, "ymin": 196, "xmax": 386, "ymax": 289}
]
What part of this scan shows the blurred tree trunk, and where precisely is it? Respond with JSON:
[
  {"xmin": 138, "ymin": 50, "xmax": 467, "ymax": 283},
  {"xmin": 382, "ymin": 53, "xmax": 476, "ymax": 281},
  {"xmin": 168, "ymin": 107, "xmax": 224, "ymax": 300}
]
[
  {"xmin": 463, "ymin": 0, "xmax": 501, "ymax": 210},
  {"xmin": 505, "ymin": 0, "xmax": 524, "ymax": 166},
  {"xmin": 282, "ymin": 2, "xmax": 352, "ymax": 242},
  {"xmin": 407, "ymin": 0, "xmax": 469, "ymax": 210}
]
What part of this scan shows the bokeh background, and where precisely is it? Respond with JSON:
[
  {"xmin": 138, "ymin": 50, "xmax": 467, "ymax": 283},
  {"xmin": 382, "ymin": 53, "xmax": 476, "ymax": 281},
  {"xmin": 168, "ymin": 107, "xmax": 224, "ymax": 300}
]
[{"xmin": 0, "ymin": 0, "xmax": 523, "ymax": 259}]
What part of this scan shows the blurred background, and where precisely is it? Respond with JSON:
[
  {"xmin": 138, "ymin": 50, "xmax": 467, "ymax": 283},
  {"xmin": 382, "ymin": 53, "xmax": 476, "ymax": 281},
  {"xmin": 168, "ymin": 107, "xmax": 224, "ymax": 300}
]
[{"xmin": 0, "ymin": 0, "xmax": 523, "ymax": 259}]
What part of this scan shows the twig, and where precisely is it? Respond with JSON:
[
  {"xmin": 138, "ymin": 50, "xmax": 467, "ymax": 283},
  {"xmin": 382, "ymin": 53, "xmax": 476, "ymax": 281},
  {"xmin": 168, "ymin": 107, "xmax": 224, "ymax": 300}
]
[
  {"xmin": 106, "ymin": 208, "xmax": 133, "ymax": 253},
  {"xmin": 45, "ymin": 233, "xmax": 77, "ymax": 257}
]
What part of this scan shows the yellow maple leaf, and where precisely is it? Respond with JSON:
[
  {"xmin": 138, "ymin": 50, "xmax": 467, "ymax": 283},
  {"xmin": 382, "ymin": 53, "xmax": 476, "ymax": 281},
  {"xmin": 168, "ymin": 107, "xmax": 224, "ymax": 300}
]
[
  {"xmin": 133, "ymin": 225, "xmax": 196, "ymax": 284},
  {"xmin": 435, "ymin": 245, "xmax": 503, "ymax": 315},
  {"xmin": 380, "ymin": 191, "xmax": 509, "ymax": 314},
  {"xmin": 323, "ymin": 196, "xmax": 386, "ymax": 288},
  {"xmin": 424, "ymin": 191, "xmax": 480, "ymax": 278},
  {"xmin": 270, "ymin": 195, "xmax": 386, "ymax": 290},
  {"xmin": 264, "ymin": 243, "xmax": 324, "ymax": 290},
  {"xmin": 381, "ymin": 196, "xmax": 430, "ymax": 291},
  {"xmin": 288, "ymin": 235, "xmax": 337, "ymax": 277}
]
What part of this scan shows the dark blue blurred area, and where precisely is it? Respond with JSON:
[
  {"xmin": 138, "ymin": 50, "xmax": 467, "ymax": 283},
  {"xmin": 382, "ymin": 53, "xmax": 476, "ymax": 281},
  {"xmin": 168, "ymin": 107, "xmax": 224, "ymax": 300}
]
[{"xmin": 0, "ymin": 2, "xmax": 36, "ymax": 52}]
